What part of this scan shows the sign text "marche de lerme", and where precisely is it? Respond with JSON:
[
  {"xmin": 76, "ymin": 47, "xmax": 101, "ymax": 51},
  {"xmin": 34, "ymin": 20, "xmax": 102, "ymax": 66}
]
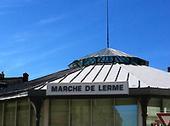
[{"xmin": 46, "ymin": 82, "xmax": 129, "ymax": 96}]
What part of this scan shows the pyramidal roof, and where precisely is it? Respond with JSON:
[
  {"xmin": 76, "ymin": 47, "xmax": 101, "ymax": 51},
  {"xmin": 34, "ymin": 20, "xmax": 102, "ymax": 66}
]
[
  {"xmin": 81, "ymin": 48, "xmax": 133, "ymax": 59},
  {"xmin": 69, "ymin": 48, "xmax": 148, "ymax": 68},
  {"xmin": 46, "ymin": 49, "xmax": 169, "ymax": 89},
  {"xmin": 35, "ymin": 48, "xmax": 169, "ymax": 92}
]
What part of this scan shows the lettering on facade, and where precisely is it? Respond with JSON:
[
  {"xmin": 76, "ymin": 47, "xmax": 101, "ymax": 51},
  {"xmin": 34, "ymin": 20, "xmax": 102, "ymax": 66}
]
[{"xmin": 47, "ymin": 82, "xmax": 129, "ymax": 96}]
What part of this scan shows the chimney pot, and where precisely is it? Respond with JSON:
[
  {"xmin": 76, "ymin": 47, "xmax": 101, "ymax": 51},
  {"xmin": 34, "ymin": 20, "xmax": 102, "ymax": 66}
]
[
  {"xmin": 23, "ymin": 73, "xmax": 29, "ymax": 82},
  {"xmin": 0, "ymin": 71, "xmax": 4, "ymax": 80},
  {"xmin": 168, "ymin": 67, "xmax": 170, "ymax": 72}
]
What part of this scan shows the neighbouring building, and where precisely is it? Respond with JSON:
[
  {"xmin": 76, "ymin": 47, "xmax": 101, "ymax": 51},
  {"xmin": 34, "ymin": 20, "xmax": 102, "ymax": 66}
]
[{"xmin": 0, "ymin": 48, "xmax": 170, "ymax": 126}]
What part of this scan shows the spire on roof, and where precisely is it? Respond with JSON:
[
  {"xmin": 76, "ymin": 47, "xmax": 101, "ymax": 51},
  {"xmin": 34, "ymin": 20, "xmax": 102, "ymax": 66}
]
[{"xmin": 106, "ymin": 0, "xmax": 110, "ymax": 48}]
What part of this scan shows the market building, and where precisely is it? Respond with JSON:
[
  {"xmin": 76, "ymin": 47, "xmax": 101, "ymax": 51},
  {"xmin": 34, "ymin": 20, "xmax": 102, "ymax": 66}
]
[{"xmin": 0, "ymin": 48, "xmax": 170, "ymax": 126}]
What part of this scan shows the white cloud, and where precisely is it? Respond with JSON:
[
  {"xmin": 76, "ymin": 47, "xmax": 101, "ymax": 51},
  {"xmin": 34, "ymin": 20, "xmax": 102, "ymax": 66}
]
[{"xmin": 36, "ymin": 16, "xmax": 65, "ymax": 25}]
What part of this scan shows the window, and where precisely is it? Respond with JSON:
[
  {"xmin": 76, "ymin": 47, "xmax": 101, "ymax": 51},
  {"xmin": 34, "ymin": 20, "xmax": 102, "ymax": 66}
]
[
  {"xmin": 114, "ymin": 98, "xmax": 137, "ymax": 126},
  {"xmin": 162, "ymin": 99, "xmax": 170, "ymax": 112},
  {"xmin": 49, "ymin": 98, "xmax": 137, "ymax": 126},
  {"xmin": 147, "ymin": 98, "xmax": 161, "ymax": 126}
]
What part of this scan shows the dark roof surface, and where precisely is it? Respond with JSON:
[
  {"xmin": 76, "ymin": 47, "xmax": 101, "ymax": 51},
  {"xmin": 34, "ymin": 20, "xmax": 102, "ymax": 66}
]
[{"xmin": 0, "ymin": 67, "xmax": 80, "ymax": 97}]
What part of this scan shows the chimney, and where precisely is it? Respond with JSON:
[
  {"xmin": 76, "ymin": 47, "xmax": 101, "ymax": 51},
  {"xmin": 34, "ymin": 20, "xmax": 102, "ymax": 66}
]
[
  {"xmin": 0, "ymin": 72, "xmax": 5, "ymax": 80},
  {"xmin": 23, "ymin": 73, "xmax": 29, "ymax": 82},
  {"xmin": 168, "ymin": 67, "xmax": 170, "ymax": 72}
]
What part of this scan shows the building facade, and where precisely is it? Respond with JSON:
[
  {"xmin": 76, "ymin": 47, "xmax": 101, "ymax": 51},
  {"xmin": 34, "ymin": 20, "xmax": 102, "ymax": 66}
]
[{"xmin": 0, "ymin": 48, "xmax": 170, "ymax": 126}]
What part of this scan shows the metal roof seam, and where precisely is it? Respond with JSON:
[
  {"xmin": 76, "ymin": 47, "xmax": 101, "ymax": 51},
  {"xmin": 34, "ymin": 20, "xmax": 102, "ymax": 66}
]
[
  {"xmin": 58, "ymin": 75, "xmax": 68, "ymax": 83},
  {"xmin": 81, "ymin": 65, "xmax": 96, "ymax": 83},
  {"xmin": 70, "ymin": 67, "xmax": 84, "ymax": 83},
  {"xmin": 103, "ymin": 64, "xmax": 114, "ymax": 82},
  {"xmin": 126, "ymin": 73, "xmax": 130, "ymax": 81},
  {"xmin": 34, "ymin": 83, "xmax": 47, "ymax": 90},
  {"xmin": 115, "ymin": 66, "xmax": 122, "ymax": 81},
  {"xmin": 92, "ymin": 64, "xmax": 105, "ymax": 82}
]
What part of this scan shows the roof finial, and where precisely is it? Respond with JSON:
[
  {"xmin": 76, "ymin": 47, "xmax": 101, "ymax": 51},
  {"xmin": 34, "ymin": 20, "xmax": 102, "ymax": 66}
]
[{"xmin": 106, "ymin": 0, "xmax": 110, "ymax": 48}]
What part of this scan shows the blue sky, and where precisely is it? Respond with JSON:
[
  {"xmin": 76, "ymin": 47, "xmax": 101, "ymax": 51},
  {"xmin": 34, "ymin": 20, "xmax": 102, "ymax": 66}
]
[{"xmin": 0, "ymin": 0, "xmax": 170, "ymax": 80}]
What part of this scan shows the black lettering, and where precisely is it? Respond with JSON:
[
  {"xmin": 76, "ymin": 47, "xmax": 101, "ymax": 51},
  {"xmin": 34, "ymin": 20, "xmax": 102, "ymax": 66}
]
[
  {"xmin": 103, "ymin": 85, "xmax": 107, "ymax": 91},
  {"xmin": 58, "ymin": 86, "xmax": 63, "ymax": 91},
  {"xmin": 72, "ymin": 86, "xmax": 77, "ymax": 91},
  {"xmin": 91, "ymin": 85, "xmax": 95, "ymax": 91},
  {"xmin": 51, "ymin": 85, "xmax": 82, "ymax": 92},
  {"xmin": 78, "ymin": 86, "xmax": 82, "ymax": 91},
  {"xmin": 63, "ymin": 86, "xmax": 68, "ymax": 92},
  {"xmin": 51, "ymin": 86, "xmax": 57, "ymax": 92},
  {"xmin": 107, "ymin": 85, "xmax": 112, "ymax": 91},
  {"xmin": 98, "ymin": 85, "xmax": 102, "ymax": 91},
  {"xmin": 85, "ymin": 86, "xmax": 91, "ymax": 91},
  {"xmin": 98, "ymin": 84, "xmax": 124, "ymax": 92},
  {"xmin": 119, "ymin": 85, "xmax": 123, "ymax": 90},
  {"xmin": 68, "ymin": 86, "xmax": 72, "ymax": 91},
  {"xmin": 112, "ymin": 85, "xmax": 119, "ymax": 90}
]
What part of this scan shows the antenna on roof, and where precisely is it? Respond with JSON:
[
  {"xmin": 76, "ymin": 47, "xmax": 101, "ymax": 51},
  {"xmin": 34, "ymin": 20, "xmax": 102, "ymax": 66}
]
[{"xmin": 106, "ymin": 0, "xmax": 110, "ymax": 48}]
